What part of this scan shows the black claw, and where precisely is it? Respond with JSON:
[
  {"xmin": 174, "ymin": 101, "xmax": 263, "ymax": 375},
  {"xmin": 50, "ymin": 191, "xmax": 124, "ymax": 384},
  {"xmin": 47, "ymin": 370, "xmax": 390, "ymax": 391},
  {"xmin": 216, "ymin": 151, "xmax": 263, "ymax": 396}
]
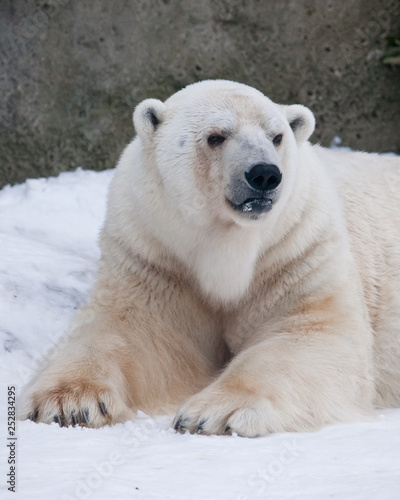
[
  {"xmin": 71, "ymin": 410, "xmax": 78, "ymax": 426},
  {"xmin": 34, "ymin": 408, "xmax": 39, "ymax": 421},
  {"xmin": 28, "ymin": 408, "xmax": 39, "ymax": 422},
  {"xmin": 174, "ymin": 416, "xmax": 190, "ymax": 432},
  {"xmin": 82, "ymin": 408, "xmax": 90, "ymax": 425},
  {"xmin": 225, "ymin": 425, "xmax": 231, "ymax": 433},
  {"xmin": 99, "ymin": 402, "xmax": 108, "ymax": 416},
  {"xmin": 197, "ymin": 419, "xmax": 207, "ymax": 433},
  {"xmin": 54, "ymin": 415, "xmax": 62, "ymax": 427},
  {"xmin": 174, "ymin": 416, "xmax": 183, "ymax": 431}
]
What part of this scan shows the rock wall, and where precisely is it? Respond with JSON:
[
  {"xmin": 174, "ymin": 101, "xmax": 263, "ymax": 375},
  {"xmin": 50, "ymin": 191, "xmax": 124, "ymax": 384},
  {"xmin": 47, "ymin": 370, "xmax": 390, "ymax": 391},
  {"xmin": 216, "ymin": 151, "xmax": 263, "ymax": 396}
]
[{"xmin": 0, "ymin": 0, "xmax": 399, "ymax": 187}]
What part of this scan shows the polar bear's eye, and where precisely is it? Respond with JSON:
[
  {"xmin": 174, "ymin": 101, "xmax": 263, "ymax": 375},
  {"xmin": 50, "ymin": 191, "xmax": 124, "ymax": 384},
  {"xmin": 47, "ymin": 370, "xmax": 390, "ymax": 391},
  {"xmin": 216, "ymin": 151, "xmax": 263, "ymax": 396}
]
[
  {"xmin": 207, "ymin": 134, "xmax": 226, "ymax": 147},
  {"xmin": 273, "ymin": 134, "xmax": 283, "ymax": 146}
]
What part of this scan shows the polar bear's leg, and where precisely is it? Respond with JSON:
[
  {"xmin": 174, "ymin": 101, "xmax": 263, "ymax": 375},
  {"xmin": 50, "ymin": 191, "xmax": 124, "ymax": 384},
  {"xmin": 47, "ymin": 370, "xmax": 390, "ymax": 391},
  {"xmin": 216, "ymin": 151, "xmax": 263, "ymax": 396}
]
[
  {"xmin": 174, "ymin": 301, "xmax": 375, "ymax": 436},
  {"xmin": 19, "ymin": 275, "xmax": 222, "ymax": 427}
]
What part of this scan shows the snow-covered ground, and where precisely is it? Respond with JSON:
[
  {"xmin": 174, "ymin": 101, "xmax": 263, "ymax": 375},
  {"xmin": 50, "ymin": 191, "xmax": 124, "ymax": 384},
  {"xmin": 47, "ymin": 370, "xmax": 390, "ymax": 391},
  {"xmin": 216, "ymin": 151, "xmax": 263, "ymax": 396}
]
[{"xmin": 0, "ymin": 166, "xmax": 399, "ymax": 499}]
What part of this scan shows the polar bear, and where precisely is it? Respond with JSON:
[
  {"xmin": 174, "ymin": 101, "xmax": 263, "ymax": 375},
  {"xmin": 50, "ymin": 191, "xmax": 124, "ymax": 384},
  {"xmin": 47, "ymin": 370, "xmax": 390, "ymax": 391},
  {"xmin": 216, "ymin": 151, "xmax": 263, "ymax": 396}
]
[{"xmin": 20, "ymin": 80, "xmax": 400, "ymax": 436}]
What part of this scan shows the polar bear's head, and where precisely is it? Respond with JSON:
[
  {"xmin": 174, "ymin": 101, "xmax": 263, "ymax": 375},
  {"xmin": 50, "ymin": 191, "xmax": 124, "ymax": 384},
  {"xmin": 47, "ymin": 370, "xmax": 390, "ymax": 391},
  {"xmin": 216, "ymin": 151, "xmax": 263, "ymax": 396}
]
[{"xmin": 133, "ymin": 80, "xmax": 315, "ymax": 228}]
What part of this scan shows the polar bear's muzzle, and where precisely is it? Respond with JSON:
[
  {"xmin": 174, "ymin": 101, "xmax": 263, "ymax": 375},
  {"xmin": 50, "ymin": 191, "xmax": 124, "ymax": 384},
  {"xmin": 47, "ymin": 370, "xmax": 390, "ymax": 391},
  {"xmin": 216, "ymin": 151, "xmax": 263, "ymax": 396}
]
[{"xmin": 227, "ymin": 163, "xmax": 282, "ymax": 218}]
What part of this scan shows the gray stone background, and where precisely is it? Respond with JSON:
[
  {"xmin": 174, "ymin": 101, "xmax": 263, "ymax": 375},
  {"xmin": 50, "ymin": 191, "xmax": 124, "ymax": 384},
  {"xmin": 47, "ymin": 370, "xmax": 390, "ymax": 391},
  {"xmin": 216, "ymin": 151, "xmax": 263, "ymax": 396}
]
[{"xmin": 0, "ymin": 0, "xmax": 399, "ymax": 188}]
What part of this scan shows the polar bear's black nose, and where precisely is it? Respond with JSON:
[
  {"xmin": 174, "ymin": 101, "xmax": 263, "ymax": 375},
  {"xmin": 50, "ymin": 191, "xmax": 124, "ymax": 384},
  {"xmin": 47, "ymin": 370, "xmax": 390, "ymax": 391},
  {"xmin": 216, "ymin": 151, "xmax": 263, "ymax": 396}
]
[{"xmin": 245, "ymin": 163, "xmax": 282, "ymax": 192}]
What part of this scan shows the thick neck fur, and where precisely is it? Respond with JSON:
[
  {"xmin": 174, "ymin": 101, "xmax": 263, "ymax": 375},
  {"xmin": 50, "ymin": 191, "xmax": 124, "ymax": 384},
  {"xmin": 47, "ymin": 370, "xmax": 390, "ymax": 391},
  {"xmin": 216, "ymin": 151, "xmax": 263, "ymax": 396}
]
[{"xmin": 103, "ymin": 141, "xmax": 342, "ymax": 307}]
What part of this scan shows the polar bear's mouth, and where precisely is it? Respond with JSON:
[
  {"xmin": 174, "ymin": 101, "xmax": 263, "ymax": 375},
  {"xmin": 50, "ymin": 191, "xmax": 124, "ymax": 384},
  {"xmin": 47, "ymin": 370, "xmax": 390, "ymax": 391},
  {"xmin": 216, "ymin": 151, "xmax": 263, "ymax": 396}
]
[{"xmin": 227, "ymin": 197, "xmax": 273, "ymax": 215}]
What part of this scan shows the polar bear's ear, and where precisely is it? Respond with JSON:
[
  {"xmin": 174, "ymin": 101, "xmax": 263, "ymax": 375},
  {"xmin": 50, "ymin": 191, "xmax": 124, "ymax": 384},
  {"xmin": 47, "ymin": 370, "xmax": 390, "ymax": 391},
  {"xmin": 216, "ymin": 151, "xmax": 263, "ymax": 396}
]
[
  {"xmin": 281, "ymin": 104, "xmax": 315, "ymax": 143},
  {"xmin": 133, "ymin": 99, "xmax": 166, "ymax": 141}
]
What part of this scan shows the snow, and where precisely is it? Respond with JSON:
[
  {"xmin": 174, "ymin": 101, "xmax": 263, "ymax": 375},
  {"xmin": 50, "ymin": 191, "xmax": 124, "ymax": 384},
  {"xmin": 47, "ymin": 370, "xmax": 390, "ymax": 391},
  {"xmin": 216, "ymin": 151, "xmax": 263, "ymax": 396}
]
[{"xmin": 0, "ymin": 166, "xmax": 399, "ymax": 499}]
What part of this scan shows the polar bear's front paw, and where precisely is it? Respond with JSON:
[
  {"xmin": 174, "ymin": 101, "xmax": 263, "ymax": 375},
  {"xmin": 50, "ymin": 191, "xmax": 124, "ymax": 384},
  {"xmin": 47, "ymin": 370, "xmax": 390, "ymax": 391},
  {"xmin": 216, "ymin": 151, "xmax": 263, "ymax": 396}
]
[
  {"xmin": 174, "ymin": 393, "xmax": 272, "ymax": 437},
  {"xmin": 173, "ymin": 384, "xmax": 286, "ymax": 437},
  {"xmin": 21, "ymin": 380, "xmax": 131, "ymax": 428}
]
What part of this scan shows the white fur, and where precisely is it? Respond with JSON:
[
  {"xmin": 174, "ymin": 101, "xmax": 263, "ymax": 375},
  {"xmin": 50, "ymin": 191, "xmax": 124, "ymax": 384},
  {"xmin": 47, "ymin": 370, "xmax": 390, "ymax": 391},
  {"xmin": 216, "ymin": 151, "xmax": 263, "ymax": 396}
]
[{"xmin": 19, "ymin": 80, "xmax": 400, "ymax": 436}]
